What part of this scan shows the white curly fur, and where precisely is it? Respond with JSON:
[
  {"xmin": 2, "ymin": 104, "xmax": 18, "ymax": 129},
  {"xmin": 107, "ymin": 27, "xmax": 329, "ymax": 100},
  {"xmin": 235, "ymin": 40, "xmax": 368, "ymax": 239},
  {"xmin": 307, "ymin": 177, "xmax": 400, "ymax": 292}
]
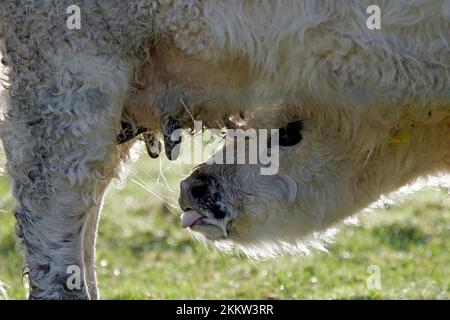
[
  {"xmin": 0, "ymin": 0, "xmax": 449, "ymax": 299},
  {"xmin": 0, "ymin": 0, "xmax": 151, "ymax": 299}
]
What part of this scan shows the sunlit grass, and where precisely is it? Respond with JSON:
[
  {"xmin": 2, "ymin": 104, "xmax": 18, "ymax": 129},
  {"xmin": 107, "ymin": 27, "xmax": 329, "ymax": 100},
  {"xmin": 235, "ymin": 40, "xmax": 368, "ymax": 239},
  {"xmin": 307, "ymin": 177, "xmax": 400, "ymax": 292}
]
[{"xmin": 0, "ymin": 149, "xmax": 448, "ymax": 299}]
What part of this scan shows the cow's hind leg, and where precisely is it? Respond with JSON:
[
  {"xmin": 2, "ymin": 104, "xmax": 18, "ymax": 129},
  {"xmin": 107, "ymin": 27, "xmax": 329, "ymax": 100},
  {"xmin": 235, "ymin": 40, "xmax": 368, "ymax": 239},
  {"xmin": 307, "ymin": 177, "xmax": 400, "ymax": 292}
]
[
  {"xmin": 82, "ymin": 145, "xmax": 132, "ymax": 300},
  {"xmin": 2, "ymin": 32, "xmax": 131, "ymax": 299},
  {"xmin": 82, "ymin": 181, "xmax": 107, "ymax": 300}
]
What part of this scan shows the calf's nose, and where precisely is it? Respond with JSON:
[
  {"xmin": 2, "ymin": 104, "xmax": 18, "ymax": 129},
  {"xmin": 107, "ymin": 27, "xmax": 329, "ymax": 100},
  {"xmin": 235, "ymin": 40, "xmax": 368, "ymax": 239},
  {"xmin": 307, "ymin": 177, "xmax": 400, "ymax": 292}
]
[{"xmin": 179, "ymin": 178, "xmax": 209, "ymax": 211}]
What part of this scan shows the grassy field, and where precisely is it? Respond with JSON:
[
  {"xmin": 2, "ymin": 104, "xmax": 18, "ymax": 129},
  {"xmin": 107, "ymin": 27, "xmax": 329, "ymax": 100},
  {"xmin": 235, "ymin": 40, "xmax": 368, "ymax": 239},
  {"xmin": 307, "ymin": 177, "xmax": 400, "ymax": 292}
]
[{"xmin": 0, "ymin": 148, "xmax": 449, "ymax": 300}]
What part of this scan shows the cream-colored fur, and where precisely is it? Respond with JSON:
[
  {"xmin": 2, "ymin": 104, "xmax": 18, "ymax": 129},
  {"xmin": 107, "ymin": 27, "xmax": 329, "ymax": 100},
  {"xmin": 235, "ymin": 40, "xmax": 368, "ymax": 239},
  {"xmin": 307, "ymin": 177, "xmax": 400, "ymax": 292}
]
[
  {"xmin": 0, "ymin": 0, "xmax": 449, "ymax": 299},
  {"xmin": 149, "ymin": 1, "xmax": 450, "ymax": 256}
]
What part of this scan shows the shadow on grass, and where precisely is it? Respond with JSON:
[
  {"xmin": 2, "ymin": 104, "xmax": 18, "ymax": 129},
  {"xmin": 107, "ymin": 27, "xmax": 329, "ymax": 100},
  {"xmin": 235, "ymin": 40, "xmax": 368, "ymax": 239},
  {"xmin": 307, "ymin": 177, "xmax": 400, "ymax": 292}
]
[{"xmin": 370, "ymin": 223, "xmax": 429, "ymax": 251}]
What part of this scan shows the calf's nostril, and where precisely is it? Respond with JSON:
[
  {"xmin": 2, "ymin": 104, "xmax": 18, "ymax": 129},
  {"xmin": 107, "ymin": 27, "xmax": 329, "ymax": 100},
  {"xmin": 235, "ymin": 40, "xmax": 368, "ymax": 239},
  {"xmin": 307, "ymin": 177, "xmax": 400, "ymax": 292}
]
[
  {"xmin": 179, "ymin": 180, "xmax": 194, "ymax": 211},
  {"xmin": 189, "ymin": 182, "xmax": 208, "ymax": 201}
]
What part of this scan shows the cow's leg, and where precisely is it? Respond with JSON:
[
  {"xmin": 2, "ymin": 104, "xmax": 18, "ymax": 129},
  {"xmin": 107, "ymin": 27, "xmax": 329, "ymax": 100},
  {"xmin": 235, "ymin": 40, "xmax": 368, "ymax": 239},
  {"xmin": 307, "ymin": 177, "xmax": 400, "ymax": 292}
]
[
  {"xmin": 82, "ymin": 144, "xmax": 132, "ymax": 300},
  {"xmin": 2, "ymin": 35, "xmax": 132, "ymax": 299},
  {"xmin": 82, "ymin": 182, "xmax": 106, "ymax": 300}
]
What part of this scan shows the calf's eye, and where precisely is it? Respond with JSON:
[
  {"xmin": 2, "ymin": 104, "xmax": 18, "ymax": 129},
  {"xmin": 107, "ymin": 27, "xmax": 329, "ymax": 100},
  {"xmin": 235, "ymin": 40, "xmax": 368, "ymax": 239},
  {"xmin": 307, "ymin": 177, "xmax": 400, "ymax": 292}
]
[{"xmin": 278, "ymin": 121, "xmax": 303, "ymax": 146}]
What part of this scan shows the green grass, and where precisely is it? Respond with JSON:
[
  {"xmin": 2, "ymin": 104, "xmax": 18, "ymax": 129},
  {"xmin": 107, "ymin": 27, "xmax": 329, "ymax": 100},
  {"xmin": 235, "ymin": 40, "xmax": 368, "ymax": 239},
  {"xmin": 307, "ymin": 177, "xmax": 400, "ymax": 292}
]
[{"xmin": 0, "ymin": 153, "xmax": 449, "ymax": 300}]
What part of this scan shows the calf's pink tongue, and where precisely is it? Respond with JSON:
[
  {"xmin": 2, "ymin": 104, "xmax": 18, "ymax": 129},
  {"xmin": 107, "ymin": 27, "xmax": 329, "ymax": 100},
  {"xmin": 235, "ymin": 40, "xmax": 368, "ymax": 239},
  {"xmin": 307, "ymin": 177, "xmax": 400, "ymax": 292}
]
[{"xmin": 181, "ymin": 210, "xmax": 204, "ymax": 228}]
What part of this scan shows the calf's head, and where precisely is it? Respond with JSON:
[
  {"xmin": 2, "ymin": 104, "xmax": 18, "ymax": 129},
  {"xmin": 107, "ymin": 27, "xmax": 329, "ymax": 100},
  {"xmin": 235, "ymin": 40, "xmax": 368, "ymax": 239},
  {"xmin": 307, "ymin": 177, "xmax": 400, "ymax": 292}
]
[{"xmin": 178, "ymin": 113, "xmax": 450, "ymax": 257}]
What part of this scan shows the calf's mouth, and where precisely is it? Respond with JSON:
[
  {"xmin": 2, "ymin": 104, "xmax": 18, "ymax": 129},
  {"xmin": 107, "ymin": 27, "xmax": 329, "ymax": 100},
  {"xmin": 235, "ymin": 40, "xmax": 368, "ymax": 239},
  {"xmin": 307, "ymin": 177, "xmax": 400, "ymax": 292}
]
[{"xmin": 178, "ymin": 172, "xmax": 234, "ymax": 240}]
